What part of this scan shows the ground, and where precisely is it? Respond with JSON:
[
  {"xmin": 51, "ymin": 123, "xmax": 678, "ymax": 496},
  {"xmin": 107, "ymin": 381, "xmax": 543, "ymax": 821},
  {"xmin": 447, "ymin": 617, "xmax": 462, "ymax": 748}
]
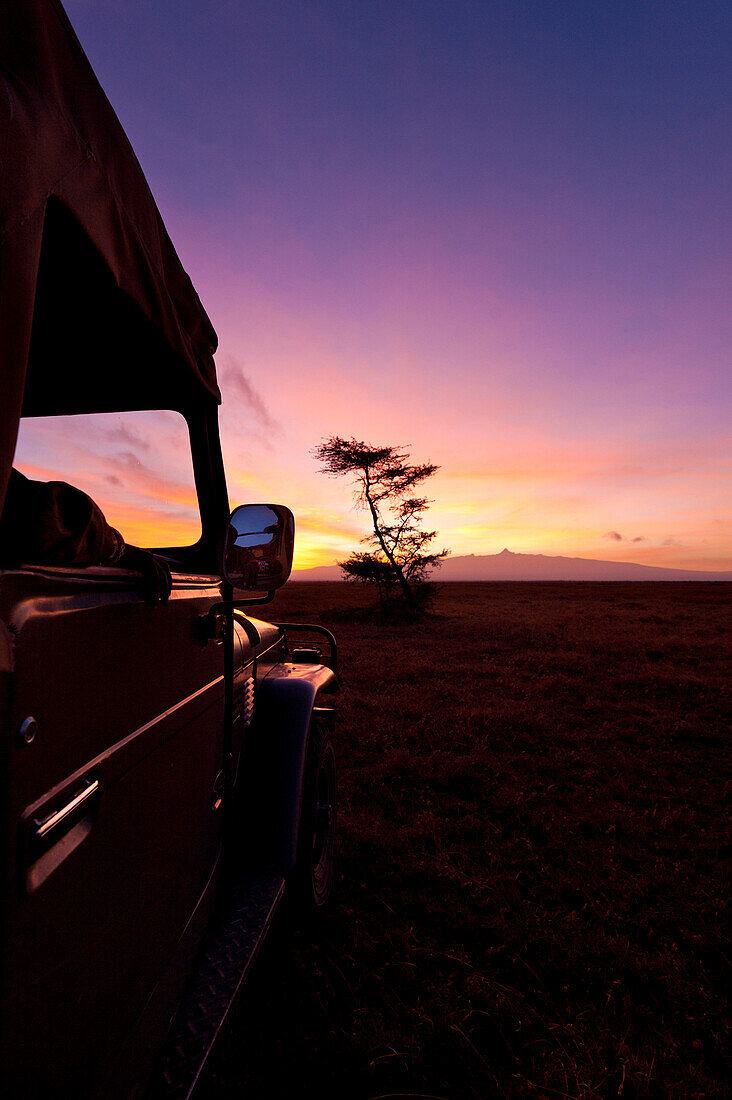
[{"xmin": 199, "ymin": 582, "xmax": 730, "ymax": 1099}]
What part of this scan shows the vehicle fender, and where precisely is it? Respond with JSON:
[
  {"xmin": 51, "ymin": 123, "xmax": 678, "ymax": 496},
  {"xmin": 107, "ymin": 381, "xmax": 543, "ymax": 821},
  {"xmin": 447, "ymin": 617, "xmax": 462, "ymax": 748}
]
[{"xmin": 244, "ymin": 662, "xmax": 336, "ymax": 874}]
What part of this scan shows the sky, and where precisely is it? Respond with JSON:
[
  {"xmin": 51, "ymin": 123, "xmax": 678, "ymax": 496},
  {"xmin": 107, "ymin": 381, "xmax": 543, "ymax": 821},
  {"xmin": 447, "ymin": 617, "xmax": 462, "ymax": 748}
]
[{"xmin": 20, "ymin": 1, "xmax": 731, "ymax": 571}]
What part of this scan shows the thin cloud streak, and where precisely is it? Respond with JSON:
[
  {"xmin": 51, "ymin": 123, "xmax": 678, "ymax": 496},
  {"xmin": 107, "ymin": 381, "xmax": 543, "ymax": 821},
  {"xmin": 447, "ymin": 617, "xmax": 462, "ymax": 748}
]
[{"xmin": 218, "ymin": 355, "xmax": 280, "ymax": 433}]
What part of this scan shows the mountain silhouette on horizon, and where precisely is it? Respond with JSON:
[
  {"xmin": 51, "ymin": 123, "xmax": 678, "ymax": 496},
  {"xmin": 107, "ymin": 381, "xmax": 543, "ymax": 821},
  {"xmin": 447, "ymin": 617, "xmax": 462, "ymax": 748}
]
[{"xmin": 292, "ymin": 548, "xmax": 732, "ymax": 582}]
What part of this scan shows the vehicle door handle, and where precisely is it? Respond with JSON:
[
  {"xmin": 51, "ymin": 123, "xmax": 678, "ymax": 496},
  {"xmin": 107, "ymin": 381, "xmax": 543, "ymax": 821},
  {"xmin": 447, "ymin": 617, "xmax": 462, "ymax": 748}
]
[{"xmin": 32, "ymin": 778, "xmax": 100, "ymax": 854}]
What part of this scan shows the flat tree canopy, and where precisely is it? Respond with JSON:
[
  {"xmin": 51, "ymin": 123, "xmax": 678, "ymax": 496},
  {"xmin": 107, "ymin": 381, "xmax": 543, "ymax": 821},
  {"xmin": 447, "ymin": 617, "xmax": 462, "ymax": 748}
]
[{"xmin": 314, "ymin": 437, "xmax": 448, "ymax": 611}]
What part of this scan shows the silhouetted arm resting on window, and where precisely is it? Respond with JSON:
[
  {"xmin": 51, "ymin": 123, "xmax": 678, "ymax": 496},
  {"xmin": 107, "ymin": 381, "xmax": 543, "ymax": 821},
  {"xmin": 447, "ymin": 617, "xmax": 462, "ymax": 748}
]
[{"xmin": 0, "ymin": 470, "xmax": 171, "ymax": 602}]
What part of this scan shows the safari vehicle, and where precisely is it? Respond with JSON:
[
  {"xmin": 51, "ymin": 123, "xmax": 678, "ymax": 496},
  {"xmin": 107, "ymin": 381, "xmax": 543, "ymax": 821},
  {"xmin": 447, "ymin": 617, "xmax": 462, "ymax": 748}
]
[{"xmin": 0, "ymin": 2, "xmax": 337, "ymax": 1096}]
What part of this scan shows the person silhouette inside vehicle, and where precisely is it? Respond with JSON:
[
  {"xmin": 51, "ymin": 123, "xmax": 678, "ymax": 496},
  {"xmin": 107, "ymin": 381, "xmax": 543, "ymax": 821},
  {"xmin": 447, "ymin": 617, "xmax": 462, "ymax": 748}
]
[{"xmin": 0, "ymin": 469, "xmax": 172, "ymax": 602}]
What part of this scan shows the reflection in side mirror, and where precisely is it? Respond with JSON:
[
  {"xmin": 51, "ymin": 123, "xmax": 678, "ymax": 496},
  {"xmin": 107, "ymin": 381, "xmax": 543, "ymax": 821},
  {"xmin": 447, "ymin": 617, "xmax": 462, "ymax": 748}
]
[{"xmin": 222, "ymin": 503, "xmax": 295, "ymax": 592}]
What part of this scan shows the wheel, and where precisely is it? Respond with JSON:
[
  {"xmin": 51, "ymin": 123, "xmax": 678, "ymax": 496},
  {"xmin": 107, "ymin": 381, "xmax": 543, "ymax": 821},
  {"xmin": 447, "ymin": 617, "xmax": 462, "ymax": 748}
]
[{"xmin": 289, "ymin": 715, "xmax": 337, "ymax": 914}]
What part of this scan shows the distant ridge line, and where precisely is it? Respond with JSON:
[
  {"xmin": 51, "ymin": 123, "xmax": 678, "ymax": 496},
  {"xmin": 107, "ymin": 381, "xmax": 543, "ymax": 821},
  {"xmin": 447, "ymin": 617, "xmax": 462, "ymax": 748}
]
[{"xmin": 292, "ymin": 549, "xmax": 732, "ymax": 583}]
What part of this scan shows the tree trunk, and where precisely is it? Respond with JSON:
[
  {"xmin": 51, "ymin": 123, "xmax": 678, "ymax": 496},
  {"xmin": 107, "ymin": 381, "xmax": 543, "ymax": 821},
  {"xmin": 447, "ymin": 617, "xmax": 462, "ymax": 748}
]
[{"xmin": 363, "ymin": 475, "xmax": 415, "ymax": 609}]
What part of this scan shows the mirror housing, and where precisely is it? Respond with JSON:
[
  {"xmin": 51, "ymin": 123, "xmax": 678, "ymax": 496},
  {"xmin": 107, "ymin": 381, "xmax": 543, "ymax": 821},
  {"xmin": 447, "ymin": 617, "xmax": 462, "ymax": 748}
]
[{"xmin": 222, "ymin": 504, "xmax": 295, "ymax": 592}]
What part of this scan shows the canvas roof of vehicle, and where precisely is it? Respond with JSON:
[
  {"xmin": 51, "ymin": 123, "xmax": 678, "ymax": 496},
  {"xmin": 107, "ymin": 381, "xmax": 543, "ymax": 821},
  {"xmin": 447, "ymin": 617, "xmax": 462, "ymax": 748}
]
[{"xmin": 0, "ymin": 0, "xmax": 221, "ymax": 515}]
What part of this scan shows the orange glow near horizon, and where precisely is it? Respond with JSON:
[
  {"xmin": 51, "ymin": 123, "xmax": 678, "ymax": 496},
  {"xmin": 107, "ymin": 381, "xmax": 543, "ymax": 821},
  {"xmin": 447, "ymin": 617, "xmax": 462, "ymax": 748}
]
[{"xmin": 11, "ymin": 401, "xmax": 731, "ymax": 575}]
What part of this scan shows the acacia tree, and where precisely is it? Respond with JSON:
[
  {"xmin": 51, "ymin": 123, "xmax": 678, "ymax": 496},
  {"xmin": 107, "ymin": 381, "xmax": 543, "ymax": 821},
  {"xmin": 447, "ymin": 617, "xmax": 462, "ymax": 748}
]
[{"xmin": 313, "ymin": 437, "xmax": 448, "ymax": 610}]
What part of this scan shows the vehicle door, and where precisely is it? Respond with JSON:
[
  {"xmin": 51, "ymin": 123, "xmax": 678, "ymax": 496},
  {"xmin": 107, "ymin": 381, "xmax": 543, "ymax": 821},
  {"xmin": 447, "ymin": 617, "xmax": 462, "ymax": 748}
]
[{"xmin": 0, "ymin": 411, "xmax": 231, "ymax": 1097}]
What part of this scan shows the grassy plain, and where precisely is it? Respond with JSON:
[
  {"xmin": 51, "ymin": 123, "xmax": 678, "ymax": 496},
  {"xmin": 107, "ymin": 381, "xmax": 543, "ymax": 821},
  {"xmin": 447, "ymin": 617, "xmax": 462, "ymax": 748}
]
[{"xmin": 201, "ymin": 582, "xmax": 730, "ymax": 1099}]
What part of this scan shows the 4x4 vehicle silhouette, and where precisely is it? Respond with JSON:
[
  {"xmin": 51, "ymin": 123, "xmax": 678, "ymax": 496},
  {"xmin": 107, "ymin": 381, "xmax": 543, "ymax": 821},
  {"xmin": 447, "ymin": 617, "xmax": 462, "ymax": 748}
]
[{"xmin": 0, "ymin": 3, "xmax": 337, "ymax": 1096}]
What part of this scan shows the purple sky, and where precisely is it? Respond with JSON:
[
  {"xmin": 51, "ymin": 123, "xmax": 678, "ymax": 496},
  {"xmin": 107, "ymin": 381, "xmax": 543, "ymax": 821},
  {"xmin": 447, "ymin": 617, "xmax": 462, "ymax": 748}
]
[{"xmin": 52, "ymin": 0, "xmax": 730, "ymax": 570}]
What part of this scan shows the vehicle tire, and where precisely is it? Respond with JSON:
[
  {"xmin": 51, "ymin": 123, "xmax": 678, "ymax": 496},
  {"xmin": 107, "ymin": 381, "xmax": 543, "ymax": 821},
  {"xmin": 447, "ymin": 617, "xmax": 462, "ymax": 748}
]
[{"xmin": 289, "ymin": 715, "xmax": 337, "ymax": 914}]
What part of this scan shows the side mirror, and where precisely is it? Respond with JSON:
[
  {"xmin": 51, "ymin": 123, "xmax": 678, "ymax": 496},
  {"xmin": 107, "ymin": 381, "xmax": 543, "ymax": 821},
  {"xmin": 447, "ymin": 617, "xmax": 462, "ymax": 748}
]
[{"xmin": 222, "ymin": 503, "xmax": 295, "ymax": 592}]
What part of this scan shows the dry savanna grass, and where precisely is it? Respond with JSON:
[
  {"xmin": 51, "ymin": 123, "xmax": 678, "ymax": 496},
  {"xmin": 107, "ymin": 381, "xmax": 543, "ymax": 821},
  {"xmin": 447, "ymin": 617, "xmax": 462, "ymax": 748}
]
[{"xmin": 200, "ymin": 583, "xmax": 730, "ymax": 1099}]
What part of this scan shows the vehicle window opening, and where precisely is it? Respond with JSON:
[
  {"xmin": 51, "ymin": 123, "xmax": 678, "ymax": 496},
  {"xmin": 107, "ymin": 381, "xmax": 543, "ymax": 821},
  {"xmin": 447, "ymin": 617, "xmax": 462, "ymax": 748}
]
[{"xmin": 12, "ymin": 410, "xmax": 202, "ymax": 555}]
